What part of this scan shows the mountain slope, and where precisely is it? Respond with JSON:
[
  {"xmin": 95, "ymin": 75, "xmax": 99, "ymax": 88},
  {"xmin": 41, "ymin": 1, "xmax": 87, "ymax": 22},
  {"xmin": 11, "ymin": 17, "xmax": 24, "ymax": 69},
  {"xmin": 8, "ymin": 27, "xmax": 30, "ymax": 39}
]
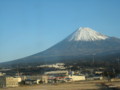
[{"xmin": 0, "ymin": 27, "xmax": 120, "ymax": 67}]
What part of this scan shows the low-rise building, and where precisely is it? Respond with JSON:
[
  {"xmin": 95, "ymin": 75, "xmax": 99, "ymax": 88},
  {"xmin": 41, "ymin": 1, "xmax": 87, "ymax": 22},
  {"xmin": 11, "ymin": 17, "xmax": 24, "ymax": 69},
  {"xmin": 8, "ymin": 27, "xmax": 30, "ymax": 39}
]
[
  {"xmin": 0, "ymin": 76, "xmax": 20, "ymax": 88},
  {"xmin": 20, "ymin": 75, "xmax": 48, "ymax": 84},
  {"xmin": 95, "ymin": 71, "xmax": 103, "ymax": 74},
  {"xmin": 37, "ymin": 63, "xmax": 66, "ymax": 69},
  {"xmin": 42, "ymin": 75, "xmax": 48, "ymax": 84},
  {"xmin": 86, "ymin": 75, "xmax": 103, "ymax": 80},
  {"xmin": 93, "ymin": 75, "xmax": 103, "ymax": 80},
  {"xmin": 45, "ymin": 70, "xmax": 68, "ymax": 83},
  {"xmin": 24, "ymin": 79, "xmax": 41, "ymax": 85},
  {"xmin": 45, "ymin": 70, "xmax": 68, "ymax": 75},
  {"xmin": 67, "ymin": 75, "xmax": 85, "ymax": 81},
  {"xmin": 0, "ymin": 72, "xmax": 6, "ymax": 76}
]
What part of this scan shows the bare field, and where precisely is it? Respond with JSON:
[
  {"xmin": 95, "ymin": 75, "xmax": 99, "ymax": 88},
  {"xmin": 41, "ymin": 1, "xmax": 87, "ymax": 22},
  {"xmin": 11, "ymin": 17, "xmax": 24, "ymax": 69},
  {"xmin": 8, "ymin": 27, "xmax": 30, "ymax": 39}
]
[{"xmin": 1, "ymin": 81, "xmax": 120, "ymax": 90}]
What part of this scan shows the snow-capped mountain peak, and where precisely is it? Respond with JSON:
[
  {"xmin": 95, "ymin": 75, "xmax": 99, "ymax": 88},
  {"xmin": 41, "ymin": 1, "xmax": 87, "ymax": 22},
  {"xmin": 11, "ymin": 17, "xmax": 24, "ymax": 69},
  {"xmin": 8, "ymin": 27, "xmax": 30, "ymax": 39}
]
[{"xmin": 68, "ymin": 27, "xmax": 109, "ymax": 41}]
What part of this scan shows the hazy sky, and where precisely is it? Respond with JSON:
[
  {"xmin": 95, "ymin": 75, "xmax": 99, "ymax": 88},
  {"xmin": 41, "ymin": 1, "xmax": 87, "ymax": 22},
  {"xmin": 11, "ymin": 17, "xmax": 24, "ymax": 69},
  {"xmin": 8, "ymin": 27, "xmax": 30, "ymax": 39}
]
[{"xmin": 0, "ymin": 0, "xmax": 120, "ymax": 62}]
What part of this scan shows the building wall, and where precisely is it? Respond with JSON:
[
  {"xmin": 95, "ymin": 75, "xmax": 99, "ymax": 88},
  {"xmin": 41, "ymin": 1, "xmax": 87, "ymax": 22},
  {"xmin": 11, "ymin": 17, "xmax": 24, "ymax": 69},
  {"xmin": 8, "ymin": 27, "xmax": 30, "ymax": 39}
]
[
  {"xmin": 0, "ymin": 76, "xmax": 6, "ymax": 88},
  {"xmin": 42, "ymin": 75, "xmax": 48, "ymax": 84},
  {"xmin": 20, "ymin": 75, "xmax": 48, "ymax": 84},
  {"xmin": 20, "ymin": 75, "xmax": 42, "ymax": 80},
  {"xmin": 0, "ymin": 76, "xmax": 19, "ymax": 88},
  {"xmin": 68, "ymin": 75, "xmax": 85, "ymax": 81},
  {"xmin": 6, "ymin": 77, "xmax": 19, "ymax": 87}
]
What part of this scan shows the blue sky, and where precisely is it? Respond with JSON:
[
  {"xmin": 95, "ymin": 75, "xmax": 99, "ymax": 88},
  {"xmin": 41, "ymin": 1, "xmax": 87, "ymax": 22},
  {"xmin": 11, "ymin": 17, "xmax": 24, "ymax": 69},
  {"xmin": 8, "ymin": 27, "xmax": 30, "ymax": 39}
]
[{"xmin": 0, "ymin": 0, "xmax": 120, "ymax": 62}]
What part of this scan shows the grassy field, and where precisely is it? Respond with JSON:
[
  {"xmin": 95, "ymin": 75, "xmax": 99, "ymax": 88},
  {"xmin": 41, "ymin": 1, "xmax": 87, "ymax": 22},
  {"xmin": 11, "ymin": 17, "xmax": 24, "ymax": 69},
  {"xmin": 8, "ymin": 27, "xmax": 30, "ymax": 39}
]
[{"xmin": 1, "ymin": 81, "xmax": 120, "ymax": 90}]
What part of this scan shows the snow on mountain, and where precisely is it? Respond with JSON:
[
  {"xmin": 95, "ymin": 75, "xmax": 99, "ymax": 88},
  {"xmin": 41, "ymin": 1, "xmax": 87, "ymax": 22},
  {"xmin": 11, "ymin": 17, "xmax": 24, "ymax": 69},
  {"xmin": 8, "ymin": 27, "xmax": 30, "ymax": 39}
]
[{"xmin": 68, "ymin": 27, "xmax": 109, "ymax": 41}]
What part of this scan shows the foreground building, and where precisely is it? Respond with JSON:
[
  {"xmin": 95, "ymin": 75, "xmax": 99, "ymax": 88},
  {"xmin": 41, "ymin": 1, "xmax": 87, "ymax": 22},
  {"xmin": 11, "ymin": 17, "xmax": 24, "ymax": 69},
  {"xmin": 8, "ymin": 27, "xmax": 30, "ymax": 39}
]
[{"xmin": 0, "ymin": 76, "xmax": 21, "ymax": 88}]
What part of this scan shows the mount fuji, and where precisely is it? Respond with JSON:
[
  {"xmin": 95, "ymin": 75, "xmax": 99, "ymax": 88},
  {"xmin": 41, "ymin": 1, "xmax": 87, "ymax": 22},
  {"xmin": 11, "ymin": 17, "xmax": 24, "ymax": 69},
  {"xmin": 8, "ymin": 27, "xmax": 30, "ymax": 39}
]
[{"xmin": 1, "ymin": 27, "xmax": 120, "ymax": 66}]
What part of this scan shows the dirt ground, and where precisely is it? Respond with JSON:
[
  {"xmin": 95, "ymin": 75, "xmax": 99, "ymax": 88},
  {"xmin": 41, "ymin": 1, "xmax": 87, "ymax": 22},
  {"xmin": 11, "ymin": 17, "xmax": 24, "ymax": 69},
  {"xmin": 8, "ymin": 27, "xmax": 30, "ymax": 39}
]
[{"xmin": 1, "ymin": 81, "xmax": 120, "ymax": 90}]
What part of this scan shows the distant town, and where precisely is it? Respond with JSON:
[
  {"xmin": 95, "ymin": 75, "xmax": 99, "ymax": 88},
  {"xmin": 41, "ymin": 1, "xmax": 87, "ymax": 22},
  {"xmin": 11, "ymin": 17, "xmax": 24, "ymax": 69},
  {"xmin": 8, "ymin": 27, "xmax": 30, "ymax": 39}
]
[{"xmin": 0, "ymin": 62, "xmax": 120, "ymax": 89}]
